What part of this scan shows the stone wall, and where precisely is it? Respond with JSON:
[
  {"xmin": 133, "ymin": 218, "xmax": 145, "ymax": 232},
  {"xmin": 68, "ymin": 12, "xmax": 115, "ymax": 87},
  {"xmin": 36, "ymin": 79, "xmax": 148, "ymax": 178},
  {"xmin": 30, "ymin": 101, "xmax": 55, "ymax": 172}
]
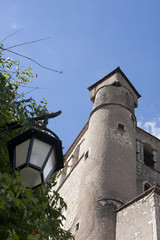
[
  {"xmin": 136, "ymin": 128, "xmax": 160, "ymax": 195},
  {"xmin": 54, "ymin": 125, "xmax": 89, "ymax": 237},
  {"xmin": 116, "ymin": 187, "xmax": 160, "ymax": 240}
]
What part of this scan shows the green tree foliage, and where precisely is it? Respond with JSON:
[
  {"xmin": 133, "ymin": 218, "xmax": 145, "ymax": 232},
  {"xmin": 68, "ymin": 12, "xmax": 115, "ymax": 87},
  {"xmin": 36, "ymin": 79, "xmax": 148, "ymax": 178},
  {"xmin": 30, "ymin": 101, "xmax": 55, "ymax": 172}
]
[{"xmin": 0, "ymin": 45, "xmax": 74, "ymax": 240}]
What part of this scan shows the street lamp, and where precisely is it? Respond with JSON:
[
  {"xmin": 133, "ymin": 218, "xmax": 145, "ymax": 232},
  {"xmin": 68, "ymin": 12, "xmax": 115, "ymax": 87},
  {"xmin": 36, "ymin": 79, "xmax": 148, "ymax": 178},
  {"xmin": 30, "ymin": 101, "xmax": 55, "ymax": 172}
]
[
  {"xmin": 8, "ymin": 128, "xmax": 63, "ymax": 188},
  {"xmin": 1, "ymin": 111, "xmax": 64, "ymax": 189}
]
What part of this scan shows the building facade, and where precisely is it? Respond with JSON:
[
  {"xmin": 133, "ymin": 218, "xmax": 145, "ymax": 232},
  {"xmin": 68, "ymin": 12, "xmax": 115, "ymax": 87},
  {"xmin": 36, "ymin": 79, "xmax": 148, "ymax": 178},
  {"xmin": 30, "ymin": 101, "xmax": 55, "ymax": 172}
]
[{"xmin": 55, "ymin": 67, "xmax": 160, "ymax": 240}]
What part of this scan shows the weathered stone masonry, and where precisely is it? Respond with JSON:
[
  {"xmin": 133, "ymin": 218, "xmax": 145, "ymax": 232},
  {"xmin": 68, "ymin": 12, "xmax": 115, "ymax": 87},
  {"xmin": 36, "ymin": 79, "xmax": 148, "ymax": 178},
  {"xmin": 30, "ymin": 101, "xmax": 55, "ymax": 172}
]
[{"xmin": 54, "ymin": 67, "xmax": 160, "ymax": 240}]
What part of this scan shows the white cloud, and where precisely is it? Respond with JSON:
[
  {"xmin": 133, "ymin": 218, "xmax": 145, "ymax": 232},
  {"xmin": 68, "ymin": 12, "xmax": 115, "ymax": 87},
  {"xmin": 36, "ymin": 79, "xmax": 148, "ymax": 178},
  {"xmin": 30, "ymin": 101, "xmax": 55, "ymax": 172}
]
[
  {"xmin": 137, "ymin": 121, "xmax": 142, "ymax": 128},
  {"xmin": 138, "ymin": 118, "xmax": 160, "ymax": 139}
]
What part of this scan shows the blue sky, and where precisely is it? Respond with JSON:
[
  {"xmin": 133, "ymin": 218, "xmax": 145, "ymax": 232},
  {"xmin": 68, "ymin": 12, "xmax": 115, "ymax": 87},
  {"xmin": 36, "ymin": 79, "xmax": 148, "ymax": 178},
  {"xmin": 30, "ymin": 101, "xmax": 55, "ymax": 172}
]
[{"xmin": 1, "ymin": 0, "xmax": 160, "ymax": 151}]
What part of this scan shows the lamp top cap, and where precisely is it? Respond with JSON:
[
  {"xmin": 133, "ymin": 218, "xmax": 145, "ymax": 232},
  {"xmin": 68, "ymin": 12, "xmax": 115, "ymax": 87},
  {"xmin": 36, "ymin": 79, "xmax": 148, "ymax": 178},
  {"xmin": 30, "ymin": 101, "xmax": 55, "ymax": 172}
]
[{"xmin": 7, "ymin": 128, "xmax": 61, "ymax": 148}]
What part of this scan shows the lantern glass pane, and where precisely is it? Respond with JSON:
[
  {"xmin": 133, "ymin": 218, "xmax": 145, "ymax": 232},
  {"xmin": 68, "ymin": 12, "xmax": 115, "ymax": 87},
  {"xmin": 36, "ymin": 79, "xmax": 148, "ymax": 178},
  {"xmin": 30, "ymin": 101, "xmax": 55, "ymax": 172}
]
[
  {"xmin": 16, "ymin": 139, "xmax": 30, "ymax": 168},
  {"xmin": 30, "ymin": 139, "xmax": 51, "ymax": 168},
  {"xmin": 20, "ymin": 167, "xmax": 41, "ymax": 188},
  {"xmin": 43, "ymin": 149, "xmax": 56, "ymax": 181}
]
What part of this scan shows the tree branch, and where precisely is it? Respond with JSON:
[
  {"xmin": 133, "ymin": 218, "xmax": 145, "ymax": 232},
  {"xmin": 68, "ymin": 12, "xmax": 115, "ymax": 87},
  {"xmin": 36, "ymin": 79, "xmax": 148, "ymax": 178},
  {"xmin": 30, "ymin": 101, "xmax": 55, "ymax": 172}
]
[
  {"xmin": 2, "ymin": 48, "xmax": 63, "ymax": 74},
  {"xmin": 5, "ymin": 37, "xmax": 51, "ymax": 50},
  {"xmin": 20, "ymin": 85, "xmax": 46, "ymax": 89},
  {"xmin": 0, "ymin": 28, "xmax": 24, "ymax": 43},
  {"xmin": 23, "ymin": 86, "xmax": 43, "ymax": 95}
]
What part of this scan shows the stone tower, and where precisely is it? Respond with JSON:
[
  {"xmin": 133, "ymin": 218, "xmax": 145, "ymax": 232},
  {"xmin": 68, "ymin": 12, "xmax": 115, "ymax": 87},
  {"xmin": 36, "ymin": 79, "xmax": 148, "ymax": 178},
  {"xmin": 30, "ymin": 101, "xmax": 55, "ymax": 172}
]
[
  {"xmin": 77, "ymin": 67, "xmax": 141, "ymax": 239},
  {"xmin": 55, "ymin": 67, "xmax": 160, "ymax": 239}
]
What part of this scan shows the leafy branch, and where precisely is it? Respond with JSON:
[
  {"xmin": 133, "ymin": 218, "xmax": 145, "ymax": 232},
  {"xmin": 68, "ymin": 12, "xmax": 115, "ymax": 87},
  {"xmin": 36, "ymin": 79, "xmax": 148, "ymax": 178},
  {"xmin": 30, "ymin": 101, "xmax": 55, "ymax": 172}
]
[{"xmin": 0, "ymin": 45, "xmax": 74, "ymax": 239}]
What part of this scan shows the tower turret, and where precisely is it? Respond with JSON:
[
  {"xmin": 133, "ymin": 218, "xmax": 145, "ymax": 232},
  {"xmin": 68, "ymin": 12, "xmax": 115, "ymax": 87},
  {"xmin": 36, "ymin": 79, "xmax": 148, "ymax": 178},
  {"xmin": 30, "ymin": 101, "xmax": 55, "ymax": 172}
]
[{"xmin": 74, "ymin": 67, "xmax": 141, "ymax": 239}]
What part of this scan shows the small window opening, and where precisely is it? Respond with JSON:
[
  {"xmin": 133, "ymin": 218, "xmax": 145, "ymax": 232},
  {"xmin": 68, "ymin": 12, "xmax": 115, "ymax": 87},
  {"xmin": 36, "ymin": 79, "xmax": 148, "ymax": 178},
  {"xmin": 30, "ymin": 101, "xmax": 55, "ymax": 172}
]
[
  {"xmin": 85, "ymin": 150, "xmax": 89, "ymax": 160},
  {"xmin": 118, "ymin": 123, "xmax": 125, "ymax": 131},
  {"xmin": 144, "ymin": 150, "xmax": 155, "ymax": 167},
  {"xmin": 144, "ymin": 182, "xmax": 151, "ymax": 192},
  {"xmin": 143, "ymin": 143, "xmax": 155, "ymax": 168},
  {"xmin": 75, "ymin": 222, "xmax": 79, "ymax": 232}
]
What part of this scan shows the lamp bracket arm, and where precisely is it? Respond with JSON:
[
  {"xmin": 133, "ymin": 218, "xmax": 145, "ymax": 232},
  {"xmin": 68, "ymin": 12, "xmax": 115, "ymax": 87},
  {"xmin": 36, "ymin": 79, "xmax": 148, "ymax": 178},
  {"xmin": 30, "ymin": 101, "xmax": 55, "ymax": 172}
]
[{"xmin": 0, "ymin": 111, "xmax": 62, "ymax": 137}]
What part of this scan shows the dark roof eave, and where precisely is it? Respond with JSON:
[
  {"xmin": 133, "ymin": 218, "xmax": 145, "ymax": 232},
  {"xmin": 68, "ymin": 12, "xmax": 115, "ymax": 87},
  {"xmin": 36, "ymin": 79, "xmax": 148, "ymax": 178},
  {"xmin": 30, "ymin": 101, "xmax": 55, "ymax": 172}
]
[
  {"xmin": 137, "ymin": 126, "xmax": 160, "ymax": 142},
  {"xmin": 116, "ymin": 185, "xmax": 160, "ymax": 212}
]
